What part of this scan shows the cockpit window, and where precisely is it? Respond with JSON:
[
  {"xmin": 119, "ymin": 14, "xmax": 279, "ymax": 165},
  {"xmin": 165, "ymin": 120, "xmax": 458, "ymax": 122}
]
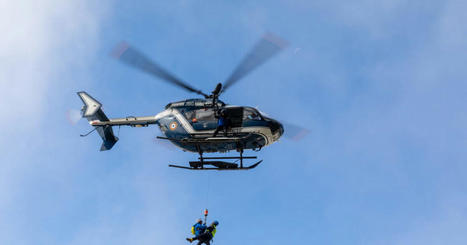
[{"xmin": 243, "ymin": 108, "xmax": 262, "ymax": 121}]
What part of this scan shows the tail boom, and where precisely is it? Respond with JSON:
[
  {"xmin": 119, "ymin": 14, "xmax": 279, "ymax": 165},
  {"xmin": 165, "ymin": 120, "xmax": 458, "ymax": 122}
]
[
  {"xmin": 77, "ymin": 91, "xmax": 159, "ymax": 151},
  {"xmin": 89, "ymin": 116, "xmax": 158, "ymax": 127}
]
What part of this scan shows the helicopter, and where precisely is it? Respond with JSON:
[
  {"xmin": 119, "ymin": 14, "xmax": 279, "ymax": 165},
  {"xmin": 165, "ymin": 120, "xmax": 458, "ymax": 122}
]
[{"xmin": 78, "ymin": 33, "xmax": 292, "ymax": 171}]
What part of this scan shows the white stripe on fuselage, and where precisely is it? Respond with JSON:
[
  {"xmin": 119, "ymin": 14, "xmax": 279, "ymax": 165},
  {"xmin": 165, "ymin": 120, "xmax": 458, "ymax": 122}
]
[
  {"xmin": 172, "ymin": 109, "xmax": 196, "ymax": 134},
  {"xmin": 154, "ymin": 109, "xmax": 172, "ymax": 121}
]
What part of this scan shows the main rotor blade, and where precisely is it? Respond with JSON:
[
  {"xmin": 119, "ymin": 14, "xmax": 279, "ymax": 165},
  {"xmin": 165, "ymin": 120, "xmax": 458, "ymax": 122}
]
[
  {"xmin": 112, "ymin": 42, "xmax": 208, "ymax": 97},
  {"xmin": 222, "ymin": 33, "xmax": 288, "ymax": 93},
  {"xmin": 283, "ymin": 122, "xmax": 310, "ymax": 141}
]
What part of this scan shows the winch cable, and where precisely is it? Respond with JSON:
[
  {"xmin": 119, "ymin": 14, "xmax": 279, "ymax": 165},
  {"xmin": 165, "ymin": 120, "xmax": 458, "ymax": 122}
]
[
  {"xmin": 201, "ymin": 173, "xmax": 214, "ymax": 243},
  {"xmin": 204, "ymin": 171, "xmax": 211, "ymax": 219}
]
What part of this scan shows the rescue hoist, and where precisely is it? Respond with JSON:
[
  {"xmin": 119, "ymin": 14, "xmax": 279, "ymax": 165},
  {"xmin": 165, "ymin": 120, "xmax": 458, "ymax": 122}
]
[{"xmin": 204, "ymin": 209, "xmax": 208, "ymax": 224}]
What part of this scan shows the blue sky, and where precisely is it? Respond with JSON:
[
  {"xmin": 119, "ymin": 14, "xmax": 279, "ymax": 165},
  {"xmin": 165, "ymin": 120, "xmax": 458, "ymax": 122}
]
[{"xmin": 1, "ymin": 0, "xmax": 467, "ymax": 244}]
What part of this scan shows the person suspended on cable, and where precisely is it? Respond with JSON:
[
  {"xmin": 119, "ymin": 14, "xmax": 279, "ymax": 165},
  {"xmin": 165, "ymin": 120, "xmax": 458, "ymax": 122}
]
[
  {"xmin": 213, "ymin": 109, "xmax": 229, "ymax": 137},
  {"xmin": 186, "ymin": 220, "xmax": 219, "ymax": 245},
  {"xmin": 191, "ymin": 219, "xmax": 207, "ymax": 236}
]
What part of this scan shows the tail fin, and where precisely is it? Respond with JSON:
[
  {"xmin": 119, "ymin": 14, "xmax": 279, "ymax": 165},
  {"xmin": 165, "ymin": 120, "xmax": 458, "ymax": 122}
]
[{"xmin": 77, "ymin": 91, "xmax": 119, "ymax": 151}]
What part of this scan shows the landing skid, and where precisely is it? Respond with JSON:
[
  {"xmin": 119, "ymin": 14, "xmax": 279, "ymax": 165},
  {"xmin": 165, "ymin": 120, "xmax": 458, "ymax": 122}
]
[
  {"xmin": 160, "ymin": 135, "xmax": 262, "ymax": 171},
  {"xmin": 169, "ymin": 160, "xmax": 262, "ymax": 171},
  {"xmin": 169, "ymin": 150, "xmax": 262, "ymax": 171}
]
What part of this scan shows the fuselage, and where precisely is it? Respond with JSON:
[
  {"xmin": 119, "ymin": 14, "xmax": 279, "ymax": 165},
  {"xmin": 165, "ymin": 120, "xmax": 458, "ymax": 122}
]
[{"xmin": 154, "ymin": 99, "xmax": 283, "ymax": 153}]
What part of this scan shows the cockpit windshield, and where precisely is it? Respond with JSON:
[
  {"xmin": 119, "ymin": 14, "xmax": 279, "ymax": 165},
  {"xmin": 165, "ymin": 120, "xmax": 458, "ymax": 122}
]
[{"xmin": 243, "ymin": 108, "xmax": 262, "ymax": 121}]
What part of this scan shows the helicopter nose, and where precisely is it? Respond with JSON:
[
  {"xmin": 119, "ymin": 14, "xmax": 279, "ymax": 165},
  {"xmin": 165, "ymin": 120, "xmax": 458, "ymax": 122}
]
[
  {"xmin": 269, "ymin": 120, "xmax": 284, "ymax": 139},
  {"xmin": 277, "ymin": 122, "xmax": 284, "ymax": 137}
]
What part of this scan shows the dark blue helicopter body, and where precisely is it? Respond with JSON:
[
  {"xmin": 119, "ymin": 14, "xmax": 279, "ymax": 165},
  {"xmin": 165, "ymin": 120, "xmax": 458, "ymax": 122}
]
[{"xmin": 155, "ymin": 98, "xmax": 283, "ymax": 153}]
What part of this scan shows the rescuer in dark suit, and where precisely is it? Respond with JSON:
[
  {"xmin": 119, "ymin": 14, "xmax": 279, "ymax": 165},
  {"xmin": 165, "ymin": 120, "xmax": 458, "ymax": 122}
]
[
  {"xmin": 186, "ymin": 221, "xmax": 219, "ymax": 245},
  {"xmin": 213, "ymin": 110, "xmax": 229, "ymax": 137}
]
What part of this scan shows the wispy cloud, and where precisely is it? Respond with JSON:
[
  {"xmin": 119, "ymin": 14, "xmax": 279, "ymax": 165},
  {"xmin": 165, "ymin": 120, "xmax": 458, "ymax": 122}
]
[{"xmin": 0, "ymin": 0, "xmax": 111, "ymax": 244}]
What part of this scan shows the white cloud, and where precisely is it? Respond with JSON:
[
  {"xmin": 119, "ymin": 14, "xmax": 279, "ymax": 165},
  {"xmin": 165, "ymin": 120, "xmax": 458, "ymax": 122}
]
[
  {"xmin": 0, "ymin": 0, "xmax": 110, "ymax": 243},
  {"xmin": 0, "ymin": 0, "xmax": 109, "ymax": 132}
]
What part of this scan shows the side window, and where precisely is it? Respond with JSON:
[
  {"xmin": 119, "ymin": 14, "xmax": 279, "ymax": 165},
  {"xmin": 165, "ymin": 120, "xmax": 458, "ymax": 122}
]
[
  {"xmin": 195, "ymin": 108, "xmax": 216, "ymax": 122},
  {"xmin": 182, "ymin": 108, "xmax": 215, "ymax": 123},
  {"xmin": 183, "ymin": 109, "xmax": 196, "ymax": 121}
]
